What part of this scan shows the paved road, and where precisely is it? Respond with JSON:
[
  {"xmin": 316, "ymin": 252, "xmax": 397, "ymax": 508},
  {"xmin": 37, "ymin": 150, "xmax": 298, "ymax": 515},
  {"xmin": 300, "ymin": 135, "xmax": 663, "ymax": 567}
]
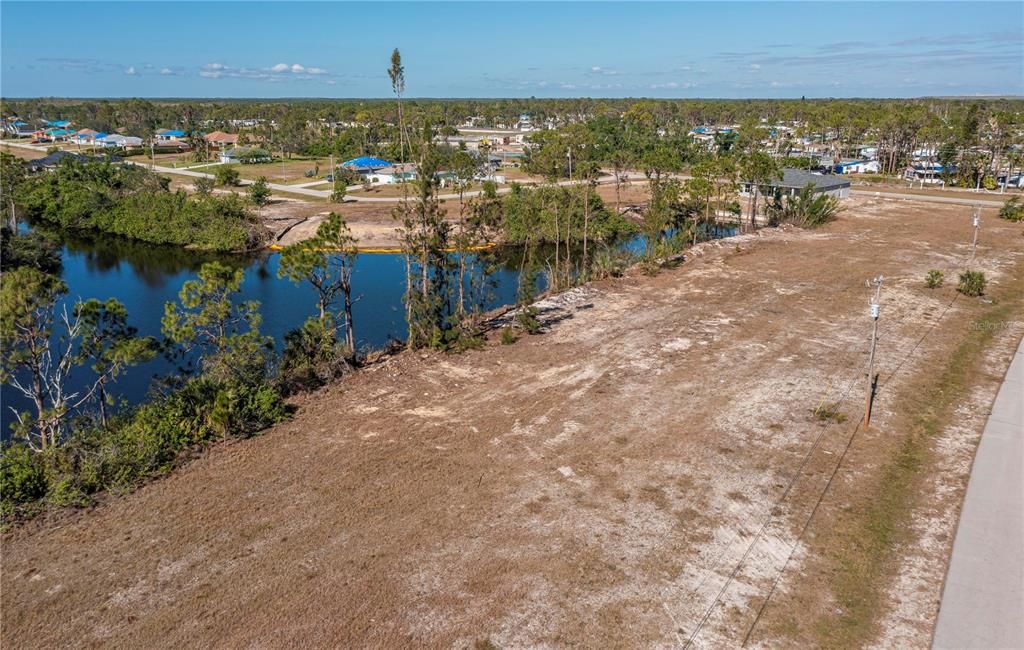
[
  {"xmin": 932, "ymin": 337, "xmax": 1024, "ymax": 649},
  {"xmin": 851, "ymin": 189, "xmax": 1006, "ymax": 208},
  {"xmin": 3, "ymin": 140, "xmax": 1012, "ymax": 207}
]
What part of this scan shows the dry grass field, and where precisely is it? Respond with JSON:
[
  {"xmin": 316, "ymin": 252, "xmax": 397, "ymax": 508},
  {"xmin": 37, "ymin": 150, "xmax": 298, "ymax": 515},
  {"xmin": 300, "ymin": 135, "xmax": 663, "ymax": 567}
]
[{"xmin": 3, "ymin": 196, "xmax": 1023, "ymax": 648}]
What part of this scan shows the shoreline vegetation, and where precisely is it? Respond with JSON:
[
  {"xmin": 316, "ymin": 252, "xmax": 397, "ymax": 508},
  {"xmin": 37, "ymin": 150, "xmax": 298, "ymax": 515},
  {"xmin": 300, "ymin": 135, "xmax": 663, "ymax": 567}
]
[{"xmin": 6, "ymin": 154, "xmax": 269, "ymax": 253}]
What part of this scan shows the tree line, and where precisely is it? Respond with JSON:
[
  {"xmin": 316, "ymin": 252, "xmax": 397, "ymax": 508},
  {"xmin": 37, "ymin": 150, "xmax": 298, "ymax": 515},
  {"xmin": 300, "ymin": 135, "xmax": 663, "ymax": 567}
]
[{"xmin": 5, "ymin": 95, "xmax": 1020, "ymax": 185}]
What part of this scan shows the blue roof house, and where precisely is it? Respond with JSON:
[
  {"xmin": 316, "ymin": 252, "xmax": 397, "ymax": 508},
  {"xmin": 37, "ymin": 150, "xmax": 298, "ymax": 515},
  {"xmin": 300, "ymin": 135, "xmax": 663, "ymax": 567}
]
[
  {"xmin": 341, "ymin": 156, "xmax": 394, "ymax": 173},
  {"xmin": 156, "ymin": 129, "xmax": 186, "ymax": 141}
]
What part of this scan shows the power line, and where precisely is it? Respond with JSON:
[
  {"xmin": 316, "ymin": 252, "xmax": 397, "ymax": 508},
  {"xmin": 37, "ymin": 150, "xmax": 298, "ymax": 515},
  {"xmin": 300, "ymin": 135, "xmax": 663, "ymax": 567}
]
[{"xmin": 740, "ymin": 207, "xmax": 982, "ymax": 645}]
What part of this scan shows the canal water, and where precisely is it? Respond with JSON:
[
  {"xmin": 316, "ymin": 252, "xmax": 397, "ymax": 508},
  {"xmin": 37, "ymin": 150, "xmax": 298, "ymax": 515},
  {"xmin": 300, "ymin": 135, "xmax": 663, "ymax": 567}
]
[
  {"xmin": 1, "ymin": 224, "xmax": 735, "ymax": 437},
  {"xmin": 1, "ymin": 231, "xmax": 528, "ymax": 436}
]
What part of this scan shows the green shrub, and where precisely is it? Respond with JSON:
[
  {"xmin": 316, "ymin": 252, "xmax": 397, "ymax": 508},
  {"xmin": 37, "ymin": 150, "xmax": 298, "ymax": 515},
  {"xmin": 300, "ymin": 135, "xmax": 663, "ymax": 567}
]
[
  {"xmin": 774, "ymin": 183, "xmax": 842, "ymax": 228},
  {"xmin": 1, "ymin": 377, "xmax": 287, "ymax": 519},
  {"xmin": 214, "ymin": 165, "xmax": 241, "ymax": 187},
  {"xmin": 925, "ymin": 270, "xmax": 944, "ymax": 289},
  {"xmin": 193, "ymin": 176, "xmax": 214, "ymax": 196},
  {"xmin": 813, "ymin": 403, "xmax": 848, "ymax": 423},
  {"xmin": 590, "ymin": 248, "xmax": 635, "ymax": 280},
  {"xmin": 446, "ymin": 329, "xmax": 485, "ymax": 352},
  {"xmin": 957, "ymin": 271, "xmax": 986, "ymax": 297},
  {"xmin": 500, "ymin": 326, "xmax": 518, "ymax": 345},
  {"xmin": 278, "ymin": 317, "xmax": 351, "ymax": 394},
  {"xmin": 516, "ymin": 305, "xmax": 542, "ymax": 334},
  {"xmin": 999, "ymin": 197, "xmax": 1024, "ymax": 223},
  {"xmin": 0, "ymin": 444, "xmax": 47, "ymax": 511}
]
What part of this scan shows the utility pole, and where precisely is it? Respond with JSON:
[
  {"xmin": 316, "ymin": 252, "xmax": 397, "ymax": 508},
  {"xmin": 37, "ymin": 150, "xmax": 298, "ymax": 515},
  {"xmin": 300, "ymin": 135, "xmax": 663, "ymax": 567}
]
[
  {"xmin": 970, "ymin": 205, "xmax": 981, "ymax": 264},
  {"xmin": 864, "ymin": 275, "xmax": 884, "ymax": 429}
]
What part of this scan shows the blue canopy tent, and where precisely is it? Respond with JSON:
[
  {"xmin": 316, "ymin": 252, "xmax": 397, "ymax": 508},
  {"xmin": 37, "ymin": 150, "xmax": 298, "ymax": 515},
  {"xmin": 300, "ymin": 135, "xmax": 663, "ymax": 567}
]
[{"xmin": 341, "ymin": 156, "xmax": 393, "ymax": 172}]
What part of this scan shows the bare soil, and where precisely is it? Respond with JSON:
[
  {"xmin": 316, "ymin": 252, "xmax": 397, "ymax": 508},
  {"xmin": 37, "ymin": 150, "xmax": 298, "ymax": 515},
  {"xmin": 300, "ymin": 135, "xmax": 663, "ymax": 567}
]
[{"xmin": 2, "ymin": 197, "xmax": 1023, "ymax": 649}]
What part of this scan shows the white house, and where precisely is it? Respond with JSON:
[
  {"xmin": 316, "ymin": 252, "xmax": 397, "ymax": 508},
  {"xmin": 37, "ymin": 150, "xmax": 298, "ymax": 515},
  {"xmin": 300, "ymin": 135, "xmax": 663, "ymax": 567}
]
[
  {"xmin": 904, "ymin": 163, "xmax": 948, "ymax": 185},
  {"xmin": 98, "ymin": 134, "xmax": 143, "ymax": 148},
  {"xmin": 219, "ymin": 147, "xmax": 272, "ymax": 164},
  {"xmin": 156, "ymin": 129, "xmax": 186, "ymax": 142},
  {"xmin": 834, "ymin": 159, "xmax": 880, "ymax": 174},
  {"xmin": 367, "ymin": 163, "xmax": 418, "ymax": 185}
]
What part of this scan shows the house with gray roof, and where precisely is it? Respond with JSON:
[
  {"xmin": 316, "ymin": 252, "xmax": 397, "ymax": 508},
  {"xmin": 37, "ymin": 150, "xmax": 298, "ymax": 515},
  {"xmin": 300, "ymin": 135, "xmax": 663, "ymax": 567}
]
[{"xmin": 742, "ymin": 168, "xmax": 851, "ymax": 199}]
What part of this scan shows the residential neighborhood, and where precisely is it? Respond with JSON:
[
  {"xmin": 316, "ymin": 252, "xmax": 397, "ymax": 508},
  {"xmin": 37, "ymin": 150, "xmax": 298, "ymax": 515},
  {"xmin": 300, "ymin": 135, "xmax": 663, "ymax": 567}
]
[{"xmin": 1, "ymin": 2, "xmax": 1022, "ymax": 648}]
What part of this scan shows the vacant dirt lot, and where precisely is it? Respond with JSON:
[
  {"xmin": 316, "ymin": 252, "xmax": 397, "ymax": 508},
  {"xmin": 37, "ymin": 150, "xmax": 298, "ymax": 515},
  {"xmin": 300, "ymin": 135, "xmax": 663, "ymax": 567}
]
[{"xmin": 3, "ymin": 197, "xmax": 1023, "ymax": 648}]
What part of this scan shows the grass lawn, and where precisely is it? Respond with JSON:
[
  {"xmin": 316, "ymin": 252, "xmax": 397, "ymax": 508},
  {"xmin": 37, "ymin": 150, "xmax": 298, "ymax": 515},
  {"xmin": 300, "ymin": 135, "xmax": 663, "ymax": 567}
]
[{"xmin": 229, "ymin": 157, "xmax": 331, "ymax": 183}]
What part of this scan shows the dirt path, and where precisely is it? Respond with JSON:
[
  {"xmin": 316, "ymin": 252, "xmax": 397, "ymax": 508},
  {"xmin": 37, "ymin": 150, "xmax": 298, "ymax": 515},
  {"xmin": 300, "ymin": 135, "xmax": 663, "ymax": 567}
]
[{"xmin": 2, "ymin": 197, "xmax": 1023, "ymax": 648}]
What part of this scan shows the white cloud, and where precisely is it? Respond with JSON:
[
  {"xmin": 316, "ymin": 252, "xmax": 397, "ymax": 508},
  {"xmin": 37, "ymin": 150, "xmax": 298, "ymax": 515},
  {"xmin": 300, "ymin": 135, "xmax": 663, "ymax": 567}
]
[
  {"xmin": 160, "ymin": 67, "xmax": 175, "ymax": 75},
  {"xmin": 200, "ymin": 61, "xmax": 331, "ymax": 82},
  {"xmin": 650, "ymin": 81, "xmax": 695, "ymax": 90},
  {"xmin": 124, "ymin": 66, "xmax": 137, "ymax": 76},
  {"xmin": 750, "ymin": 63, "xmax": 762, "ymax": 70},
  {"xmin": 590, "ymin": 65, "xmax": 619, "ymax": 76}
]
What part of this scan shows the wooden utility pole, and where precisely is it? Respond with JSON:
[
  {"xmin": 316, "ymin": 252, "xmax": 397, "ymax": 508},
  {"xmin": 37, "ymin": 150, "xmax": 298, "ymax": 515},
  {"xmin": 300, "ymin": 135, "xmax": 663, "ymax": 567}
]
[{"xmin": 864, "ymin": 275, "xmax": 884, "ymax": 429}]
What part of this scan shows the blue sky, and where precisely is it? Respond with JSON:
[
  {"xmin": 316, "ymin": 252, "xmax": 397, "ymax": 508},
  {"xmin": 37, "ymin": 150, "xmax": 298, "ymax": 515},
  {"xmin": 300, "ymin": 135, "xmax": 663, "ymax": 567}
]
[{"xmin": 2, "ymin": 1, "xmax": 1021, "ymax": 98}]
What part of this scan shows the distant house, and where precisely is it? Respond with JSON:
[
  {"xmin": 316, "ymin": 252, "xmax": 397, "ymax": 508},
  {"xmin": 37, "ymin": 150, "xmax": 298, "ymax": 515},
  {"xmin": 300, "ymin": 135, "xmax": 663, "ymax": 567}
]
[
  {"xmin": 98, "ymin": 134, "xmax": 144, "ymax": 148},
  {"xmin": 833, "ymin": 159, "xmax": 880, "ymax": 174},
  {"xmin": 31, "ymin": 127, "xmax": 73, "ymax": 141},
  {"xmin": 154, "ymin": 139, "xmax": 190, "ymax": 152},
  {"xmin": 2, "ymin": 119, "xmax": 33, "ymax": 137},
  {"xmin": 219, "ymin": 147, "xmax": 271, "ymax": 164},
  {"xmin": 156, "ymin": 129, "xmax": 186, "ymax": 142},
  {"xmin": 28, "ymin": 150, "xmax": 121, "ymax": 171},
  {"xmin": 341, "ymin": 156, "xmax": 394, "ymax": 174},
  {"xmin": 70, "ymin": 128, "xmax": 101, "ymax": 145},
  {"xmin": 366, "ymin": 163, "xmax": 417, "ymax": 185},
  {"xmin": 44, "ymin": 120, "xmax": 72, "ymax": 128},
  {"xmin": 204, "ymin": 131, "xmax": 239, "ymax": 149},
  {"xmin": 741, "ymin": 168, "xmax": 851, "ymax": 199},
  {"xmin": 904, "ymin": 163, "xmax": 949, "ymax": 185}
]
